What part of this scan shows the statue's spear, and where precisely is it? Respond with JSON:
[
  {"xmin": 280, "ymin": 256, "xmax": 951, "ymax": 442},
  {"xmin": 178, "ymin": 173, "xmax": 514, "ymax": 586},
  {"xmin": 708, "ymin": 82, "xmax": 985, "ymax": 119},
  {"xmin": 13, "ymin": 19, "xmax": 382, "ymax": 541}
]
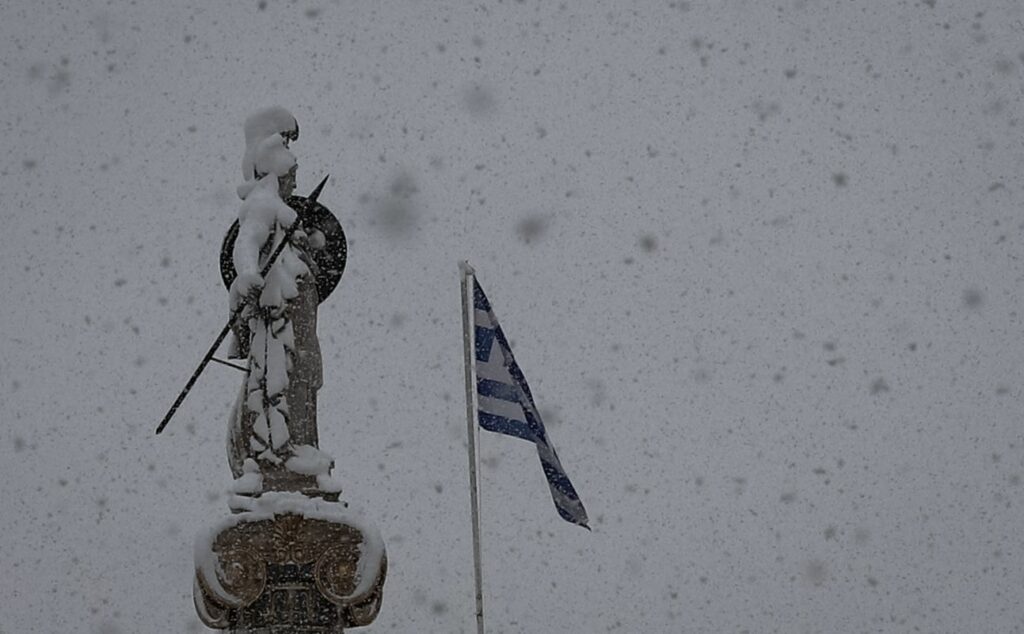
[{"xmin": 155, "ymin": 175, "xmax": 330, "ymax": 435}]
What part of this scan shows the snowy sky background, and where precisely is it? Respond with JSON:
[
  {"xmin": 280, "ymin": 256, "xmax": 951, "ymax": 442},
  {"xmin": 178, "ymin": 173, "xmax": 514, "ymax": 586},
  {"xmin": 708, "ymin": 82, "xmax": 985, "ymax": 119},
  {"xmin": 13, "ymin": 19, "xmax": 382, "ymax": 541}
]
[{"xmin": 3, "ymin": 1, "xmax": 1024, "ymax": 632}]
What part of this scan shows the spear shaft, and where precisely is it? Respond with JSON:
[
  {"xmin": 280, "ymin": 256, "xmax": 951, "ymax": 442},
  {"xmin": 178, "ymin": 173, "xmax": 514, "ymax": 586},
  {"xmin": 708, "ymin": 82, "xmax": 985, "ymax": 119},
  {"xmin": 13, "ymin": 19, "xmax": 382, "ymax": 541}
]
[{"xmin": 154, "ymin": 175, "xmax": 329, "ymax": 435}]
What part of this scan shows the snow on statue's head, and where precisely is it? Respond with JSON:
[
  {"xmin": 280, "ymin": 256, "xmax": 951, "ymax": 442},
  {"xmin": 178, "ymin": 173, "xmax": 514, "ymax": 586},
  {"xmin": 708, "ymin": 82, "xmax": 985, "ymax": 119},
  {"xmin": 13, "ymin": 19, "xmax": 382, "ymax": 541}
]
[{"xmin": 239, "ymin": 106, "xmax": 300, "ymax": 199}]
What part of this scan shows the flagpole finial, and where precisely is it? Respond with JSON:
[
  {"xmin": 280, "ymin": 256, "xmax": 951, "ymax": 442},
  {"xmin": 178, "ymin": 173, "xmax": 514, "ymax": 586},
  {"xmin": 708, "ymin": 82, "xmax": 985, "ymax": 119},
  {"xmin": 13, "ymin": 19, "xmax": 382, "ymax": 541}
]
[{"xmin": 459, "ymin": 260, "xmax": 476, "ymax": 276}]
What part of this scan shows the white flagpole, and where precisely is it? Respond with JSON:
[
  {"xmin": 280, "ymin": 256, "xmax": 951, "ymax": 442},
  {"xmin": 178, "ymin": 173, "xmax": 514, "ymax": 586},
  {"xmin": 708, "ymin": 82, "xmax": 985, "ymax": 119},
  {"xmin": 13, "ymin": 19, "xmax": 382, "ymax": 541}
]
[{"xmin": 460, "ymin": 261, "xmax": 486, "ymax": 634}]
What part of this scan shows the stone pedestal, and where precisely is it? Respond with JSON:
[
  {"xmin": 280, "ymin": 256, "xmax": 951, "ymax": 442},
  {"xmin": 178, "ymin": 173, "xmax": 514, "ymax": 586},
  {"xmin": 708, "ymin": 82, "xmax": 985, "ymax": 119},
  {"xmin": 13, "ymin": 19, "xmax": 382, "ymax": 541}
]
[{"xmin": 194, "ymin": 496, "xmax": 386, "ymax": 633}]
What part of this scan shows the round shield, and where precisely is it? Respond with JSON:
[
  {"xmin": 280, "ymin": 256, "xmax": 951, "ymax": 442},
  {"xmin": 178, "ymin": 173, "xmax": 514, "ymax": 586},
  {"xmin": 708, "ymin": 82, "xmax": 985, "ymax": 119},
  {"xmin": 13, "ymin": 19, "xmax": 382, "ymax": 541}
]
[{"xmin": 219, "ymin": 194, "xmax": 347, "ymax": 304}]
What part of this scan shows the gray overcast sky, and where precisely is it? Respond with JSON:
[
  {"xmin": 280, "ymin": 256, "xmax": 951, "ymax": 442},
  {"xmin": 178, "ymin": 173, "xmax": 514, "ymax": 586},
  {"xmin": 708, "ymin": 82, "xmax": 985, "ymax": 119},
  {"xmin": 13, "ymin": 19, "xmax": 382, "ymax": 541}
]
[{"xmin": 2, "ymin": 1, "xmax": 1024, "ymax": 632}]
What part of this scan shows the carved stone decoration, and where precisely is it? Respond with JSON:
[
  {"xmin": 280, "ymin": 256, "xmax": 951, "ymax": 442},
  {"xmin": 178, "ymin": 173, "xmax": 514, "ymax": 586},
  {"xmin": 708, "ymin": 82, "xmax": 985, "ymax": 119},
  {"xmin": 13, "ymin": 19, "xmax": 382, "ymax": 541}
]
[
  {"xmin": 195, "ymin": 512, "xmax": 387, "ymax": 632},
  {"xmin": 204, "ymin": 548, "xmax": 268, "ymax": 608}
]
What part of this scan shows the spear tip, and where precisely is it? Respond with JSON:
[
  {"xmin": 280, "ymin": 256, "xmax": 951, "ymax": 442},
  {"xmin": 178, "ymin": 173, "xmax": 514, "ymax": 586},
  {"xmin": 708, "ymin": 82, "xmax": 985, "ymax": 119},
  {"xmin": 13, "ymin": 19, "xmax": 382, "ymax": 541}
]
[{"xmin": 308, "ymin": 174, "xmax": 330, "ymax": 203}]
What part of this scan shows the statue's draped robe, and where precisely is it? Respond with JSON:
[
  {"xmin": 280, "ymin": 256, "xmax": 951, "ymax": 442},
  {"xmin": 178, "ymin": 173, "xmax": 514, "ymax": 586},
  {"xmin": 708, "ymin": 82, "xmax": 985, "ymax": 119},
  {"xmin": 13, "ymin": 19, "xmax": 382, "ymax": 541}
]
[{"xmin": 228, "ymin": 247, "xmax": 322, "ymax": 480}]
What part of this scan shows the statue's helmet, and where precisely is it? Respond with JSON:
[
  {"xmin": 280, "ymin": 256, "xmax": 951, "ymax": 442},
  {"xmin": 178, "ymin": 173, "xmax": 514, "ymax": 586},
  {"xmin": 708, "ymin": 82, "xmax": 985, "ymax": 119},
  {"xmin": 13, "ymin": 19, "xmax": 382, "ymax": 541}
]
[{"xmin": 242, "ymin": 107, "xmax": 299, "ymax": 182}]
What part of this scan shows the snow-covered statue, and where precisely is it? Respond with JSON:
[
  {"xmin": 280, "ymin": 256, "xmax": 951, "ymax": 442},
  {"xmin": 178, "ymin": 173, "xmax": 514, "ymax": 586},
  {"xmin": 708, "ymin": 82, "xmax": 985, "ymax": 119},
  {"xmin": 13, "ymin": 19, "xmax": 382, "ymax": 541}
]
[
  {"xmin": 193, "ymin": 108, "xmax": 385, "ymax": 632},
  {"xmin": 220, "ymin": 106, "xmax": 345, "ymax": 490}
]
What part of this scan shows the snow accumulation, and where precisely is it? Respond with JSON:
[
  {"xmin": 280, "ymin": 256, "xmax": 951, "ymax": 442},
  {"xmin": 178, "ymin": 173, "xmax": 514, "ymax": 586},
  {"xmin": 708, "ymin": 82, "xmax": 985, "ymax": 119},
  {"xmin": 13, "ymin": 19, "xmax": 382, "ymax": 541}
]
[
  {"xmin": 230, "ymin": 459, "xmax": 264, "ymax": 495},
  {"xmin": 240, "ymin": 105, "xmax": 298, "ymax": 184},
  {"xmin": 285, "ymin": 444, "xmax": 335, "ymax": 476}
]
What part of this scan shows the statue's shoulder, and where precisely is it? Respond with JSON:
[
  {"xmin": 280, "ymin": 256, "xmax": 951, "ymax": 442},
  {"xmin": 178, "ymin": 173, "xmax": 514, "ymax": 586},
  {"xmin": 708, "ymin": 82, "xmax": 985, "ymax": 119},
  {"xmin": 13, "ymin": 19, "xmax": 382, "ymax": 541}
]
[{"xmin": 219, "ymin": 193, "xmax": 347, "ymax": 304}]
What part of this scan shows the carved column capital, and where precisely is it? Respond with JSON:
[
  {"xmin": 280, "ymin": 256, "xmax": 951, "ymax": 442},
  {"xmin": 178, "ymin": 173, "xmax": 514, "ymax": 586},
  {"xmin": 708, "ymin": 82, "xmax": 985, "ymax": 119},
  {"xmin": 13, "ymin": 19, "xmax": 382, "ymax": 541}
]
[{"xmin": 195, "ymin": 507, "xmax": 386, "ymax": 632}]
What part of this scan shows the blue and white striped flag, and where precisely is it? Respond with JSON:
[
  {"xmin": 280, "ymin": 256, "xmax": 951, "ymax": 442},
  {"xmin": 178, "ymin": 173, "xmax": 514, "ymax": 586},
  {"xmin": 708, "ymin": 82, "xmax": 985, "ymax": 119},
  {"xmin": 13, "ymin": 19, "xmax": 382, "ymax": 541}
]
[{"xmin": 469, "ymin": 276, "xmax": 589, "ymax": 529}]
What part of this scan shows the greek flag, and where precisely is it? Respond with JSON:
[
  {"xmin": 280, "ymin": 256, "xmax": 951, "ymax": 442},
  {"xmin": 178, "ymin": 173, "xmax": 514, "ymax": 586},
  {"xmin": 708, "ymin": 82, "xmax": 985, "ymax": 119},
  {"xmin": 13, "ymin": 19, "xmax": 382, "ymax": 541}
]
[{"xmin": 470, "ymin": 276, "xmax": 589, "ymax": 529}]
